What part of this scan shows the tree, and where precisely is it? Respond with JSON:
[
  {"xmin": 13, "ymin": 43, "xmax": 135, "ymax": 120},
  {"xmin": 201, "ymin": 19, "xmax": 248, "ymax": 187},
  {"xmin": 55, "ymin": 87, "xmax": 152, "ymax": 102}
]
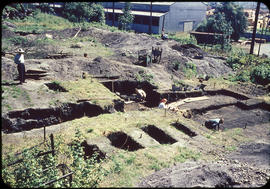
[
  {"xmin": 196, "ymin": 12, "xmax": 233, "ymax": 50},
  {"xmin": 118, "ymin": 2, "xmax": 134, "ymax": 30},
  {"xmin": 214, "ymin": 2, "xmax": 248, "ymax": 41},
  {"xmin": 38, "ymin": 3, "xmax": 55, "ymax": 14},
  {"xmin": 196, "ymin": 2, "xmax": 247, "ymax": 42},
  {"xmin": 88, "ymin": 3, "xmax": 105, "ymax": 23},
  {"xmin": 61, "ymin": 2, "xmax": 105, "ymax": 23},
  {"xmin": 212, "ymin": 12, "xmax": 233, "ymax": 50}
]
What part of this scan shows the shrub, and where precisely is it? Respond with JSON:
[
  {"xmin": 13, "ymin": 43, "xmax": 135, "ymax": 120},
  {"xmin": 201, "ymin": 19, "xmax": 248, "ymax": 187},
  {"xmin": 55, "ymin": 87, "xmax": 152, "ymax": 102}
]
[
  {"xmin": 2, "ymin": 129, "xmax": 104, "ymax": 188},
  {"xmin": 182, "ymin": 62, "xmax": 197, "ymax": 78},
  {"xmin": 232, "ymin": 70, "xmax": 251, "ymax": 82},
  {"xmin": 250, "ymin": 63, "xmax": 270, "ymax": 85},
  {"xmin": 135, "ymin": 70, "xmax": 155, "ymax": 85}
]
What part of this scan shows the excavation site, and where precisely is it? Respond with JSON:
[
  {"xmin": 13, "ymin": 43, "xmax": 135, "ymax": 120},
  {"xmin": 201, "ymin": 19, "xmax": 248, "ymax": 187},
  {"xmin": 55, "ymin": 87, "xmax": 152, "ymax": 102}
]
[{"xmin": 2, "ymin": 6, "xmax": 270, "ymax": 187}]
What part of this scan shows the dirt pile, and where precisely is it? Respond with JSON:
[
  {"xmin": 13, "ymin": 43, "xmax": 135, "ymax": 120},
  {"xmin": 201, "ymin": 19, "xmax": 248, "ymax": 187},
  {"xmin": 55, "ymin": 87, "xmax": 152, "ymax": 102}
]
[
  {"xmin": 171, "ymin": 43, "xmax": 207, "ymax": 58},
  {"xmin": 138, "ymin": 160, "xmax": 269, "ymax": 187}
]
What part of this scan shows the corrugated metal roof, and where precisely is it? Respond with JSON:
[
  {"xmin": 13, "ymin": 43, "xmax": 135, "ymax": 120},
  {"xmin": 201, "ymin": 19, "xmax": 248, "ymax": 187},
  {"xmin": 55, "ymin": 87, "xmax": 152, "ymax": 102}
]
[
  {"xmin": 130, "ymin": 2, "xmax": 175, "ymax": 6},
  {"xmin": 105, "ymin": 8, "xmax": 167, "ymax": 17}
]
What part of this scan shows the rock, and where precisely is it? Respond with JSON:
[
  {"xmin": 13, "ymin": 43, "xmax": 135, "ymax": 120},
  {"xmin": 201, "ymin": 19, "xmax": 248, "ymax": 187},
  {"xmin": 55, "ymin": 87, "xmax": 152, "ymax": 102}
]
[
  {"xmin": 45, "ymin": 33, "xmax": 53, "ymax": 39},
  {"xmin": 70, "ymin": 42, "xmax": 83, "ymax": 48}
]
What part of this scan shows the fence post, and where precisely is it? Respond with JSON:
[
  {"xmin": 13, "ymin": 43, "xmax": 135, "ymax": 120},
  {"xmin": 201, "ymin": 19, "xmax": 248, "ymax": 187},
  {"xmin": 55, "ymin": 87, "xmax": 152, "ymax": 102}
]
[
  {"xmin": 44, "ymin": 125, "xmax": 46, "ymax": 142},
  {"xmin": 50, "ymin": 134, "xmax": 55, "ymax": 156}
]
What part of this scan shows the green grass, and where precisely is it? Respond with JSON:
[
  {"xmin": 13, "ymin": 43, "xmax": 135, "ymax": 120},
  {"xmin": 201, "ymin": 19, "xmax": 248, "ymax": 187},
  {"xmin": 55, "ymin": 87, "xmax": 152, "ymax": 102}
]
[
  {"xmin": 2, "ymin": 85, "xmax": 32, "ymax": 110},
  {"xmin": 5, "ymin": 12, "xmax": 75, "ymax": 33}
]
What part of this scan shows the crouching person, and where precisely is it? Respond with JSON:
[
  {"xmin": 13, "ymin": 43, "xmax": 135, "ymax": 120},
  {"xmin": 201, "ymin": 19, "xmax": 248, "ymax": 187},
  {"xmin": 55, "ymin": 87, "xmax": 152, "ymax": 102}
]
[
  {"xmin": 135, "ymin": 88, "xmax": 146, "ymax": 102},
  {"xmin": 158, "ymin": 98, "xmax": 167, "ymax": 109},
  {"xmin": 205, "ymin": 118, "xmax": 224, "ymax": 131}
]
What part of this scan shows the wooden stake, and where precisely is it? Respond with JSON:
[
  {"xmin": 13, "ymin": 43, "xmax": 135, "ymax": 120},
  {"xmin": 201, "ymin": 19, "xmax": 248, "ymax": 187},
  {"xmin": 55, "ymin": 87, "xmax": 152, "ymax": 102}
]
[{"xmin": 44, "ymin": 126, "xmax": 46, "ymax": 142}]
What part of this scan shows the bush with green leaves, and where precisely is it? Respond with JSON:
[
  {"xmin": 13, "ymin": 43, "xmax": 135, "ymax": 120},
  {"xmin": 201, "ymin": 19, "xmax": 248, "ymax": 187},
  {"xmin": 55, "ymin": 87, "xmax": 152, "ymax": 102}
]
[
  {"xmin": 168, "ymin": 34, "xmax": 197, "ymax": 45},
  {"xmin": 118, "ymin": 2, "xmax": 134, "ymax": 31},
  {"xmin": 2, "ymin": 129, "xmax": 104, "ymax": 188},
  {"xmin": 196, "ymin": 2, "xmax": 247, "ymax": 42},
  {"xmin": 182, "ymin": 62, "xmax": 197, "ymax": 79},
  {"xmin": 226, "ymin": 53, "xmax": 270, "ymax": 85},
  {"xmin": 135, "ymin": 70, "xmax": 155, "ymax": 85},
  {"xmin": 250, "ymin": 63, "xmax": 270, "ymax": 85},
  {"xmin": 61, "ymin": 2, "xmax": 105, "ymax": 23}
]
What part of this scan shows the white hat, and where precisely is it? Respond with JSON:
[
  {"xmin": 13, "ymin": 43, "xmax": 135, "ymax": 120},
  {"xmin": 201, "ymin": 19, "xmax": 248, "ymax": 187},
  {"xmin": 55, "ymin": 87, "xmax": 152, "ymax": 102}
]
[{"xmin": 17, "ymin": 48, "xmax": 25, "ymax": 53}]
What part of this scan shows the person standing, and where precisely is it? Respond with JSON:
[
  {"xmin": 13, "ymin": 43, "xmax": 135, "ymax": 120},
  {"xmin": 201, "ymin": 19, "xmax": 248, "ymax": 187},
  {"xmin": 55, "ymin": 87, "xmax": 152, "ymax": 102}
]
[{"xmin": 14, "ymin": 48, "xmax": 26, "ymax": 84}]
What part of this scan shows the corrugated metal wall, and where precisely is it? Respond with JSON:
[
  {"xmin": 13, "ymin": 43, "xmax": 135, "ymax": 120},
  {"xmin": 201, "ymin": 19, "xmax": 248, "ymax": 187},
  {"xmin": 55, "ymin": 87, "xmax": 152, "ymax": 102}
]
[
  {"xmin": 164, "ymin": 2, "xmax": 206, "ymax": 33},
  {"xmin": 103, "ymin": 2, "xmax": 206, "ymax": 34}
]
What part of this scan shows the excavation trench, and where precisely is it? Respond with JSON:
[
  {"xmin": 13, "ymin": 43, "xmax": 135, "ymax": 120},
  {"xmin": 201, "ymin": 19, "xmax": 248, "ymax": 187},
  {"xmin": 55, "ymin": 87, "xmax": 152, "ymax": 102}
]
[
  {"xmin": 1, "ymin": 101, "xmax": 121, "ymax": 134},
  {"xmin": 159, "ymin": 89, "xmax": 250, "ymax": 103},
  {"xmin": 45, "ymin": 82, "xmax": 68, "ymax": 92},
  {"xmin": 141, "ymin": 125, "xmax": 177, "ymax": 144},
  {"xmin": 107, "ymin": 131, "xmax": 144, "ymax": 151},
  {"xmin": 81, "ymin": 141, "xmax": 106, "ymax": 162},
  {"xmin": 101, "ymin": 80, "xmax": 160, "ymax": 107},
  {"xmin": 102, "ymin": 80, "xmax": 252, "ymax": 110},
  {"xmin": 171, "ymin": 122, "xmax": 197, "ymax": 137},
  {"xmin": 190, "ymin": 100, "xmax": 270, "ymax": 130}
]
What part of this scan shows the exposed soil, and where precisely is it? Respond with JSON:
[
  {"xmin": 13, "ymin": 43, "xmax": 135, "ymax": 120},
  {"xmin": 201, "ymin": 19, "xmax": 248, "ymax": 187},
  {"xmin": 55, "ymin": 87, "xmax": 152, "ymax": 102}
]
[{"xmin": 2, "ymin": 25, "xmax": 270, "ymax": 187}]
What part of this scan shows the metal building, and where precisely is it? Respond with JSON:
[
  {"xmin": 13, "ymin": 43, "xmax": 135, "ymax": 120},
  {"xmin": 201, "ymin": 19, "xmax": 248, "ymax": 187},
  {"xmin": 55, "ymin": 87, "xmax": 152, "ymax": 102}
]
[{"xmin": 102, "ymin": 2, "xmax": 207, "ymax": 34}]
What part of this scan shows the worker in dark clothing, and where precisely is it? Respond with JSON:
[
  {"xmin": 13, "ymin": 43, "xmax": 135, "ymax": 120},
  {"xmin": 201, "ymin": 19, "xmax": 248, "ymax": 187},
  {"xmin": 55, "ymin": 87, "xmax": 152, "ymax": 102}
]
[
  {"xmin": 205, "ymin": 118, "xmax": 224, "ymax": 130},
  {"xmin": 14, "ymin": 48, "xmax": 26, "ymax": 84},
  {"xmin": 161, "ymin": 29, "xmax": 168, "ymax": 40}
]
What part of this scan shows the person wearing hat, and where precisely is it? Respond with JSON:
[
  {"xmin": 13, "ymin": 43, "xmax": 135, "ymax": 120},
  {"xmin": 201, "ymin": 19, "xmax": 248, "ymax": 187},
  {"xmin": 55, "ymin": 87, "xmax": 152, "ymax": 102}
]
[
  {"xmin": 14, "ymin": 48, "xmax": 26, "ymax": 84},
  {"xmin": 205, "ymin": 118, "xmax": 224, "ymax": 131},
  {"xmin": 158, "ymin": 98, "xmax": 167, "ymax": 108}
]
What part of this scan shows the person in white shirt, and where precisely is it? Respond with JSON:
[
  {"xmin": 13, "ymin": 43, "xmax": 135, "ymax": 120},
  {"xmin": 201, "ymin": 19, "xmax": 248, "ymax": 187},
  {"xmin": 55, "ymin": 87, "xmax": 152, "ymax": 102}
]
[
  {"xmin": 14, "ymin": 48, "xmax": 26, "ymax": 84},
  {"xmin": 158, "ymin": 98, "xmax": 167, "ymax": 108},
  {"xmin": 135, "ymin": 88, "xmax": 146, "ymax": 102}
]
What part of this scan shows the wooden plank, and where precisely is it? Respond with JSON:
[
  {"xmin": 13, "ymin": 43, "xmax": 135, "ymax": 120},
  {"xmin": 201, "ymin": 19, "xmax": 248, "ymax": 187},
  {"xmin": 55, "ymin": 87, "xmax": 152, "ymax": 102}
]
[
  {"xmin": 182, "ymin": 96, "xmax": 209, "ymax": 103},
  {"xmin": 77, "ymin": 98, "xmax": 114, "ymax": 103},
  {"xmin": 91, "ymin": 75, "xmax": 120, "ymax": 79},
  {"xmin": 167, "ymin": 96, "xmax": 209, "ymax": 109}
]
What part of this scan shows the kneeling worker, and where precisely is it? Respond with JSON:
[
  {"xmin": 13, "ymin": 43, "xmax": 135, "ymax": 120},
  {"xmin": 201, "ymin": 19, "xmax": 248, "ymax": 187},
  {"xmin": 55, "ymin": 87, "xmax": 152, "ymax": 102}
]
[
  {"xmin": 135, "ymin": 88, "xmax": 146, "ymax": 102},
  {"xmin": 205, "ymin": 118, "xmax": 224, "ymax": 131}
]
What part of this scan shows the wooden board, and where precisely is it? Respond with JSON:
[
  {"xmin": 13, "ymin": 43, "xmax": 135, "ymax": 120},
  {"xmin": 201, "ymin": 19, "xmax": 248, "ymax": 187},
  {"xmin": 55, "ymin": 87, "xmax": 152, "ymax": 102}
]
[{"xmin": 167, "ymin": 96, "xmax": 209, "ymax": 109}]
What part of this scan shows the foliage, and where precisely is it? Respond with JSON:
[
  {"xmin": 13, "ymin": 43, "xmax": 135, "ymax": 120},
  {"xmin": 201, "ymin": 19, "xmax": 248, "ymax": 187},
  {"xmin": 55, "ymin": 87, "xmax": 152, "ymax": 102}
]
[
  {"xmin": 88, "ymin": 3, "xmax": 105, "ymax": 23},
  {"xmin": 38, "ymin": 3, "xmax": 55, "ymax": 14},
  {"xmin": 182, "ymin": 62, "xmax": 197, "ymax": 79},
  {"xmin": 167, "ymin": 33, "xmax": 197, "ymax": 45},
  {"xmin": 196, "ymin": 12, "xmax": 233, "ymax": 51},
  {"xmin": 250, "ymin": 63, "xmax": 270, "ymax": 85},
  {"xmin": 69, "ymin": 128, "xmax": 103, "ymax": 187},
  {"xmin": 212, "ymin": 12, "xmax": 233, "ymax": 51},
  {"xmin": 173, "ymin": 61, "xmax": 181, "ymax": 71},
  {"xmin": 196, "ymin": 2, "xmax": 247, "ymax": 42},
  {"xmin": 118, "ymin": 2, "xmax": 134, "ymax": 31},
  {"xmin": 5, "ymin": 11, "xmax": 74, "ymax": 33},
  {"xmin": 135, "ymin": 70, "xmax": 155, "ymax": 85},
  {"xmin": 2, "ymin": 3, "xmax": 32, "ymax": 20},
  {"xmin": 227, "ymin": 53, "xmax": 270, "ymax": 85},
  {"xmin": 62, "ymin": 2, "xmax": 105, "ymax": 23},
  {"xmin": 215, "ymin": 2, "xmax": 248, "ymax": 41},
  {"xmin": 2, "ymin": 129, "xmax": 104, "ymax": 188}
]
